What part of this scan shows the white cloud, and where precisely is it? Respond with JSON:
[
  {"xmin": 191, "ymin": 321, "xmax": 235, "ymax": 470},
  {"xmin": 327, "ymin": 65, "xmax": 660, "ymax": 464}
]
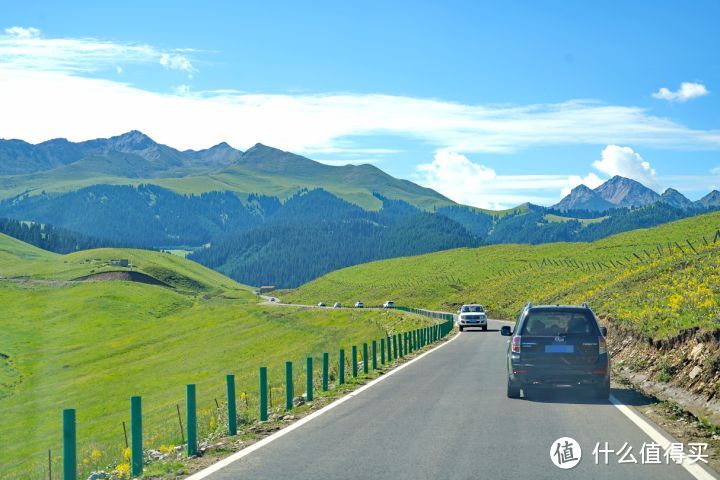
[
  {"xmin": 1, "ymin": 66, "xmax": 719, "ymax": 159},
  {"xmin": 160, "ymin": 53, "xmax": 194, "ymax": 72},
  {"xmin": 4, "ymin": 26, "xmax": 40, "ymax": 38},
  {"xmin": 0, "ymin": 26, "xmax": 196, "ymax": 74},
  {"xmin": 415, "ymin": 151, "xmax": 606, "ymax": 209},
  {"xmin": 592, "ymin": 145, "xmax": 657, "ymax": 186},
  {"xmin": 560, "ymin": 173, "xmax": 603, "ymax": 197},
  {"xmin": 173, "ymin": 84, "xmax": 190, "ymax": 95},
  {"xmin": 652, "ymin": 82, "xmax": 709, "ymax": 102},
  {"xmin": 417, "ymin": 151, "xmax": 497, "ymax": 206}
]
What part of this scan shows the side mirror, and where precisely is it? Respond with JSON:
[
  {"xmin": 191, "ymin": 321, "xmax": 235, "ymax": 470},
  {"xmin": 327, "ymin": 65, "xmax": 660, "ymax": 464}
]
[
  {"xmin": 500, "ymin": 326, "xmax": 512, "ymax": 336},
  {"xmin": 457, "ymin": 310, "xmax": 461, "ymax": 314},
  {"xmin": 600, "ymin": 326, "xmax": 607, "ymax": 337}
]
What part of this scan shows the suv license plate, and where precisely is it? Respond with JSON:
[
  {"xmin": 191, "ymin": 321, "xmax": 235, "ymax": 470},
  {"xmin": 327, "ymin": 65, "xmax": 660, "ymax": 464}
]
[{"xmin": 545, "ymin": 345, "xmax": 574, "ymax": 353}]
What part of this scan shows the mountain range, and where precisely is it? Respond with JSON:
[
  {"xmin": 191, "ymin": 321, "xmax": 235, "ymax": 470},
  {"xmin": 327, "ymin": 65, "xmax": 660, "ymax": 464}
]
[
  {"xmin": 2, "ymin": 131, "xmax": 719, "ymax": 287},
  {"xmin": 0, "ymin": 131, "xmax": 451, "ymax": 211},
  {"xmin": 554, "ymin": 175, "xmax": 720, "ymax": 212}
]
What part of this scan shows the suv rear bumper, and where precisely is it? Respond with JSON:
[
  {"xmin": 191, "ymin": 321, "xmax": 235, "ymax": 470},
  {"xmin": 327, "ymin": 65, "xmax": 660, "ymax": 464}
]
[
  {"xmin": 510, "ymin": 362, "xmax": 609, "ymax": 387},
  {"xmin": 458, "ymin": 319, "xmax": 487, "ymax": 326}
]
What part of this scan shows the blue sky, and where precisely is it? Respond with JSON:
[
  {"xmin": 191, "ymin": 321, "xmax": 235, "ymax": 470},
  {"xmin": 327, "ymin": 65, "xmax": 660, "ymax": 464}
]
[{"xmin": 1, "ymin": 0, "xmax": 719, "ymax": 208}]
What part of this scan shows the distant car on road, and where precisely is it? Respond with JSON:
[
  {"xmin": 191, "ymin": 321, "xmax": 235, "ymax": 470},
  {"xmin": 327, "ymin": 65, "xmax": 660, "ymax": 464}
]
[
  {"xmin": 501, "ymin": 302, "xmax": 609, "ymax": 400},
  {"xmin": 333, "ymin": 302, "xmax": 341, "ymax": 308},
  {"xmin": 270, "ymin": 297, "xmax": 276, "ymax": 302},
  {"xmin": 318, "ymin": 302, "xmax": 326, "ymax": 307},
  {"xmin": 457, "ymin": 304, "xmax": 487, "ymax": 331},
  {"xmin": 383, "ymin": 300, "xmax": 395, "ymax": 308},
  {"xmin": 355, "ymin": 301, "xmax": 364, "ymax": 308}
]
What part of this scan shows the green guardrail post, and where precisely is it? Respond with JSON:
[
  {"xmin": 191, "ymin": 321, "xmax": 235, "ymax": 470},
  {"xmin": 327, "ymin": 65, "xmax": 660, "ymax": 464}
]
[
  {"xmin": 322, "ymin": 353, "xmax": 329, "ymax": 391},
  {"xmin": 285, "ymin": 361, "xmax": 294, "ymax": 410},
  {"xmin": 62, "ymin": 408, "xmax": 76, "ymax": 480},
  {"xmin": 372, "ymin": 340, "xmax": 377, "ymax": 369},
  {"xmin": 380, "ymin": 337, "xmax": 385, "ymax": 364},
  {"xmin": 186, "ymin": 384, "xmax": 197, "ymax": 456},
  {"xmin": 259, "ymin": 367, "xmax": 268, "ymax": 421},
  {"xmin": 351, "ymin": 345, "xmax": 358, "ymax": 378},
  {"xmin": 393, "ymin": 335, "xmax": 398, "ymax": 359},
  {"xmin": 339, "ymin": 349, "xmax": 345, "ymax": 384},
  {"xmin": 306, "ymin": 357, "xmax": 314, "ymax": 401},
  {"xmin": 130, "ymin": 396, "xmax": 143, "ymax": 476},
  {"xmin": 226, "ymin": 375, "xmax": 237, "ymax": 436},
  {"xmin": 404, "ymin": 333, "xmax": 408, "ymax": 354},
  {"xmin": 363, "ymin": 343, "xmax": 369, "ymax": 374},
  {"xmin": 387, "ymin": 336, "xmax": 392, "ymax": 361}
]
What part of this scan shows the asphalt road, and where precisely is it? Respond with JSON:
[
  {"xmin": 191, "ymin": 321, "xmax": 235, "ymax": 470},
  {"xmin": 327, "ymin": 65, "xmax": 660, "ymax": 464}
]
[{"xmin": 201, "ymin": 320, "xmax": 714, "ymax": 480}]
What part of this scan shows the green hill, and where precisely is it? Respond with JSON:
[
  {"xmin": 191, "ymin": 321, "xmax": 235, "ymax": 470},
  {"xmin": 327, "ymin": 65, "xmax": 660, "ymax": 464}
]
[
  {"xmin": 0, "ymin": 232, "xmax": 56, "ymax": 265},
  {"xmin": 287, "ymin": 211, "xmax": 720, "ymax": 339},
  {"xmin": 0, "ymin": 238, "xmax": 431, "ymax": 479}
]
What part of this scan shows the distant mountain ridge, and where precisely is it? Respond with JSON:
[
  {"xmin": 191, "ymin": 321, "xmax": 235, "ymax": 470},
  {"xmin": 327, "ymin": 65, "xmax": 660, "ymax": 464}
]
[
  {"xmin": 0, "ymin": 131, "xmax": 453, "ymax": 211},
  {"xmin": 0, "ymin": 130, "xmax": 239, "ymax": 176},
  {"xmin": 553, "ymin": 184, "xmax": 615, "ymax": 211},
  {"xmin": 553, "ymin": 175, "xmax": 708, "ymax": 212},
  {"xmin": 3, "ymin": 130, "xmax": 719, "ymax": 288}
]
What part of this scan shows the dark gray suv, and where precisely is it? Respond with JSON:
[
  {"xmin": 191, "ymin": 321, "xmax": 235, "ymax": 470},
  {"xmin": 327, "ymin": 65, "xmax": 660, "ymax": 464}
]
[{"xmin": 501, "ymin": 303, "xmax": 609, "ymax": 399}]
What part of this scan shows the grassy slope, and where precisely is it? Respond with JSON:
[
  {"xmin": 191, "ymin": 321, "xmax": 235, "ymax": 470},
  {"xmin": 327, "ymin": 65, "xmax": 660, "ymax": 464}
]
[
  {"xmin": 0, "ymin": 236, "xmax": 431, "ymax": 479},
  {"xmin": 287, "ymin": 211, "xmax": 720, "ymax": 339},
  {"xmin": 0, "ymin": 232, "xmax": 56, "ymax": 265},
  {"xmin": 0, "ymin": 163, "xmax": 455, "ymax": 211}
]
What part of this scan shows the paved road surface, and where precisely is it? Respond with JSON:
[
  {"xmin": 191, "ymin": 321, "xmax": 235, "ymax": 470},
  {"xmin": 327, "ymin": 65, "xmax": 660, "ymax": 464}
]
[{"xmin": 201, "ymin": 320, "xmax": 715, "ymax": 480}]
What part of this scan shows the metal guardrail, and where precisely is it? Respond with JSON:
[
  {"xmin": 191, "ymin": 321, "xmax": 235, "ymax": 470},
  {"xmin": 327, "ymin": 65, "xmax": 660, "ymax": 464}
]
[{"xmin": 55, "ymin": 305, "xmax": 455, "ymax": 479}]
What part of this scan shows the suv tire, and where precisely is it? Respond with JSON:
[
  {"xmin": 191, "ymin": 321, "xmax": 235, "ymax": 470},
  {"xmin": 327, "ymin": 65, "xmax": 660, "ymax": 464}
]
[
  {"xmin": 459, "ymin": 326, "xmax": 464, "ymax": 332},
  {"xmin": 507, "ymin": 379, "xmax": 521, "ymax": 398},
  {"xmin": 482, "ymin": 325, "xmax": 488, "ymax": 331},
  {"xmin": 594, "ymin": 380, "xmax": 610, "ymax": 400}
]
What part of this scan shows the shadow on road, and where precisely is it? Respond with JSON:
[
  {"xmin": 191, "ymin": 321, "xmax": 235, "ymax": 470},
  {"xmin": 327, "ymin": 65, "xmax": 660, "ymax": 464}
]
[
  {"xmin": 460, "ymin": 328, "xmax": 500, "ymax": 333},
  {"xmin": 521, "ymin": 387, "xmax": 654, "ymax": 407}
]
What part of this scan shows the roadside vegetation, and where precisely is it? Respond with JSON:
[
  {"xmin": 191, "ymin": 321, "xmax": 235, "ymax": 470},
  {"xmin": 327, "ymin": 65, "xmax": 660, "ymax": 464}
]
[{"xmin": 0, "ymin": 234, "xmax": 433, "ymax": 479}]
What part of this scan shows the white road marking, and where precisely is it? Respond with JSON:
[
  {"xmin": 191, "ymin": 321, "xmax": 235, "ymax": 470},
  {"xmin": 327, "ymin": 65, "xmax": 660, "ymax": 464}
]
[
  {"xmin": 185, "ymin": 329, "xmax": 463, "ymax": 479},
  {"xmin": 610, "ymin": 395, "xmax": 717, "ymax": 479}
]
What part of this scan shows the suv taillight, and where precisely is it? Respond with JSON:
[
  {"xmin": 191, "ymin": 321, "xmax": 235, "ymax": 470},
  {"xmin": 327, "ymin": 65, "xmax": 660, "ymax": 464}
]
[
  {"xmin": 511, "ymin": 336, "xmax": 521, "ymax": 353},
  {"xmin": 598, "ymin": 335, "xmax": 607, "ymax": 355}
]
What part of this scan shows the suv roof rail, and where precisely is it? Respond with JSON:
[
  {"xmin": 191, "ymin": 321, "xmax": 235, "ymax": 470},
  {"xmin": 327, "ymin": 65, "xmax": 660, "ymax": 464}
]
[
  {"xmin": 525, "ymin": 301, "xmax": 533, "ymax": 309},
  {"xmin": 582, "ymin": 301, "xmax": 589, "ymax": 308}
]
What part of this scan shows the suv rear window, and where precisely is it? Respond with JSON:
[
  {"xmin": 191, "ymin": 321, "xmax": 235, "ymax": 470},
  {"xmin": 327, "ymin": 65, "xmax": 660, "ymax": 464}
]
[{"xmin": 520, "ymin": 310, "xmax": 598, "ymax": 336}]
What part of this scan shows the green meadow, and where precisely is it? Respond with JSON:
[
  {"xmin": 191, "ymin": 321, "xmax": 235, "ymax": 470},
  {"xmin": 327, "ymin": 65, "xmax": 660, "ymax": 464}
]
[{"xmin": 0, "ymin": 234, "xmax": 431, "ymax": 479}]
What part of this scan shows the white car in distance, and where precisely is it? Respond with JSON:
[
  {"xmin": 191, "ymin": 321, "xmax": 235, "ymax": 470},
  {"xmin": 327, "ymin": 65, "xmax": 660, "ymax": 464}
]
[
  {"xmin": 457, "ymin": 304, "xmax": 487, "ymax": 331},
  {"xmin": 383, "ymin": 300, "xmax": 395, "ymax": 308}
]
